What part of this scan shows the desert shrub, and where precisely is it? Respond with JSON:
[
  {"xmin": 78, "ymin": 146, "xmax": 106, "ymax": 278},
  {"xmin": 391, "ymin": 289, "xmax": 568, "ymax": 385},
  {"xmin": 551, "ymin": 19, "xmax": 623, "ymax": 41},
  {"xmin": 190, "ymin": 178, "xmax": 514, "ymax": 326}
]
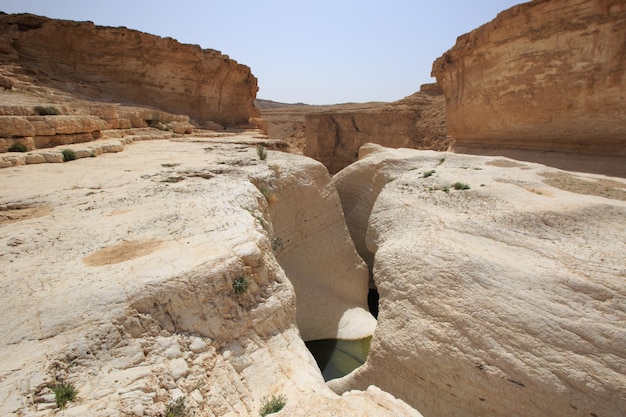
[
  {"xmin": 233, "ymin": 275, "xmax": 250, "ymax": 295},
  {"xmin": 271, "ymin": 236, "xmax": 284, "ymax": 251},
  {"xmin": 269, "ymin": 164, "xmax": 281, "ymax": 177},
  {"xmin": 422, "ymin": 170, "xmax": 436, "ymax": 178},
  {"xmin": 256, "ymin": 144, "xmax": 267, "ymax": 161},
  {"xmin": 8, "ymin": 143, "xmax": 28, "ymax": 152},
  {"xmin": 260, "ymin": 394, "xmax": 286, "ymax": 416},
  {"xmin": 441, "ymin": 185, "xmax": 450, "ymax": 193},
  {"xmin": 62, "ymin": 149, "xmax": 76, "ymax": 162},
  {"xmin": 34, "ymin": 106, "xmax": 60, "ymax": 115},
  {"xmin": 51, "ymin": 382, "xmax": 77, "ymax": 409},
  {"xmin": 452, "ymin": 182, "xmax": 470, "ymax": 190},
  {"xmin": 164, "ymin": 397, "xmax": 189, "ymax": 417},
  {"xmin": 258, "ymin": 185, "xmax": 277, "ymax": 205}
]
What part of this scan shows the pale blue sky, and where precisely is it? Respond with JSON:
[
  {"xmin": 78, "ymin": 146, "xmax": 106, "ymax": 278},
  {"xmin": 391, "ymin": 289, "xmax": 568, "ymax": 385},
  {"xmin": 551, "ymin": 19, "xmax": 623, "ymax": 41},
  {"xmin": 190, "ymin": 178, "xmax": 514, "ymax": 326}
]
[{"xmin": 0, "ymin": 0, "xmax": 522, "ymax": 104}]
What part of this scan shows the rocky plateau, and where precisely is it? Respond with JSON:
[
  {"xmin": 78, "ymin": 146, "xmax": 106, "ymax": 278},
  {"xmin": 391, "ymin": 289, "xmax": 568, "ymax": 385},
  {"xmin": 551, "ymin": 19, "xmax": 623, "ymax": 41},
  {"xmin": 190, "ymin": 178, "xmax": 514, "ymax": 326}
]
[
  {"xmin": 0, "ymin": 134, "xmax": 417, "ymax": 417},
  {"xmin": 330, "ymin": 143, "xmax": 626, "ymax": 417}
]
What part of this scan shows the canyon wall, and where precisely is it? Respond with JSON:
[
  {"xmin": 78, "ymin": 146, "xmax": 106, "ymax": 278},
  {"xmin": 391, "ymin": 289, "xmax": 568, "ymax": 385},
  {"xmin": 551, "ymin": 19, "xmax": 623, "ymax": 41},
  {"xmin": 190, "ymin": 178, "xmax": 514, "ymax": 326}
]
[
  {"xmin": 330, "ymin": 144, "xmax": 626, "ymax": 417},
  {"xmin": 305, "ymin": 90, "xmax": 450, "ymax": 173},
  {"xmin": 0, "ymin": 13, "xmax": 259, "ymax": 127},
  {"xmin": 432, "ymin": 0, "xmax": 626, "ymax": 177}
]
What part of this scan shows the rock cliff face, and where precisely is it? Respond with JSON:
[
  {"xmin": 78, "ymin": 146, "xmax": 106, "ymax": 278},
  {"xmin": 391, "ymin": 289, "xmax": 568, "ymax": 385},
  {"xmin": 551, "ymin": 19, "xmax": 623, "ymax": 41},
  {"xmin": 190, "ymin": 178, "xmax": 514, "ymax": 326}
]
[
  {"xmin": 432, "ymin": 0, "xmax": 626, "ymax": 177},
  {"xmin": 304, "ymin": 89, "xmax": 450, "ymax": 173},
  {"xmin": 0, "ymin": 134, "xmax": 416, "ymax": 416},
  {"xmin": 0, "ymin": 13, "xmax": 259, "ymax": 127},
  {"xmin": 330, "ymin": 144, "xmax": 626, "ymax": 417}
]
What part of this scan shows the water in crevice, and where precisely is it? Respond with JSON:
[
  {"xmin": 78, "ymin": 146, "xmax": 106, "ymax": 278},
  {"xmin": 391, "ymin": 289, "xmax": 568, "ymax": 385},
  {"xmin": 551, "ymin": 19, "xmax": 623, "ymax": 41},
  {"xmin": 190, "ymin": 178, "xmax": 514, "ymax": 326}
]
[
  {"xmin": 305, "ymin": 286, "xmax": 379, "ymax": 381},
  {"xmin": 305, "ymin": 336, "xmax": 372, "ymax": 381}
]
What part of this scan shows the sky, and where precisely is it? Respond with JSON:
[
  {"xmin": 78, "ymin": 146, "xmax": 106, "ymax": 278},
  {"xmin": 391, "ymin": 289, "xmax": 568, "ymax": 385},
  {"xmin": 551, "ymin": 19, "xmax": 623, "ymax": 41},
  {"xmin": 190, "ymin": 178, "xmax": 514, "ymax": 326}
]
[{"xmin": 0, "ymin": 0, "xmax": 522, "ymax": 104}]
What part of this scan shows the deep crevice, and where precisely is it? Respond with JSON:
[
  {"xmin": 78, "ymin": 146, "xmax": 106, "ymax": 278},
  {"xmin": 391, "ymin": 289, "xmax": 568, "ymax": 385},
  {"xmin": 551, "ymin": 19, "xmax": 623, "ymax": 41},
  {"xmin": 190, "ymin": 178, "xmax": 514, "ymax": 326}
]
[{"xmin": 368, "ymin": 288, "xmax": 379, "ymax": 319}]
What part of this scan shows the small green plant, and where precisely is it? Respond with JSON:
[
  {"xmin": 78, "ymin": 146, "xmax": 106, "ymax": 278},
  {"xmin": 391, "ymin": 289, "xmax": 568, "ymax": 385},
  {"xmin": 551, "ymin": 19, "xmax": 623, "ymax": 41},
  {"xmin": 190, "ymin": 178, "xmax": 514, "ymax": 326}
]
[
  {"xmin": 256, "ymin": 144, "xmax": 267, "ymax": 161},
  {"xmin": 233, "ymin": 275, "xmax": 250, "ymax": 295},
  {"xmin": 8, "ymin": 143, "xmax": 28, "ymax": 152},
  {"xmin": 164, "ymin": 397, "xmax": 189, "ymax": 417},
  {"xmin": 452, "ymin": 182, "xmax": 470, "ymax": 190},
  {"xmin": 260, "ymin": 394, "xmax": 286, "ymax": 416},
  {"xmin": 422, "ymin": 170, "xmax": 436, "ymax": 178},
  {"xmin": 437, "ymin": 157, "xmax": 446, "ymax": 166},
  {"xmin": 258, "ymin": 185, "xmax": 277, "ymax": 205},
  {"xmin": 62, "ymin": 149, "xmax": 76, "ymax": 162},
  {"xmin": 269, "ymin": 164, "xmax": 281, "ymax": 177},
  {"xmin": 51, "ymin": 382, "xmax": 77, "ymax": 409},
  {"xmin": 34, "ymin": 105, "xmax": 60, "ymax": 115},
  {"xmin": 441, "ymin": 185, "xmax": 450, "ymax": 193},
  {"xmin": 271, "ymin": 236, "xmax": 284, "ymax": 251}
]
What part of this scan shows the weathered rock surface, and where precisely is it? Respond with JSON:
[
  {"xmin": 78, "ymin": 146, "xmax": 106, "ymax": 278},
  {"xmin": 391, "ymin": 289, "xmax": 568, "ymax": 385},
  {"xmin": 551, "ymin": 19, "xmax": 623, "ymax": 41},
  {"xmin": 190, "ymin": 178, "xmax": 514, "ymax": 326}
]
[
  {"xmin": 0, "ymin": 135, "xmax": 414, "ymax": 416},
  {"xmin": 432, "ymin": 0, "xmax": 626, "ymax": 177},
  {"xmin": 304, "ymin": 89, "xmax": 450, "ymax": 174},
  {"xmin": 0, "ymin": 86, "xmax": 197, "ymax": 152},
  {"xmin": 0, "ymin": 13, "xmax": 260, "ymax": 127},
  {"xmin": 330, "ymin": 144, "xmax": 626, "ymax": 417}
]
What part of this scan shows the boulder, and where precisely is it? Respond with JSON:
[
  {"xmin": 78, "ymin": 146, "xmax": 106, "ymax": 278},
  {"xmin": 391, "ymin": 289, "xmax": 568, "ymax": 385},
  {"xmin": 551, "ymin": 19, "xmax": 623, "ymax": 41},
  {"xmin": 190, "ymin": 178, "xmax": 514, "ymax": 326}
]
[
  {"xmin": 432, "ymin": 0, "xmax": 626, "ymax": 177},
  {"xmin": 330, "ymin": 144, "xmax": 626, "ymax": 417}
]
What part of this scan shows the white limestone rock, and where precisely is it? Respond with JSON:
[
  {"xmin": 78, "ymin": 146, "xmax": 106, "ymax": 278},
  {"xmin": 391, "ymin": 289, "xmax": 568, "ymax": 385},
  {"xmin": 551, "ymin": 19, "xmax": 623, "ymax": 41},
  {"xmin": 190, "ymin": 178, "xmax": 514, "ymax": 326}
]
[
  {"xmin": 0, "ymin": 135, "xmax": 415, "ymax": 417},
  {"xmin": 331, "ymin": 144, "xmax": 626, "ymax": 417}
]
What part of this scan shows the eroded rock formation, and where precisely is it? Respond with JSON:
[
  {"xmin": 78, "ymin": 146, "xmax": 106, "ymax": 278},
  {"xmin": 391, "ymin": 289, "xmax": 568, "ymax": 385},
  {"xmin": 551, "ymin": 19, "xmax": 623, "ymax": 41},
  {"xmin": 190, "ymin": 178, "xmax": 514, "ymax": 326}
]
[
  {"xmin": 330, "ymin": 144, "xmax": 626, "ymax": 417},
  {"xmin": 304, "ymin": 88, "xmax": 450, "ymax": 173},
  {"xmin": 0, "ymin": 134, "xmax": 414, "ymax": 416},
  {"xmin": 432, "ymin": 0, "xmax": 626, "ymax": 177},
  {"xmin": 0, "ymin": 13, "xmax": 260, "ymax": 127}
]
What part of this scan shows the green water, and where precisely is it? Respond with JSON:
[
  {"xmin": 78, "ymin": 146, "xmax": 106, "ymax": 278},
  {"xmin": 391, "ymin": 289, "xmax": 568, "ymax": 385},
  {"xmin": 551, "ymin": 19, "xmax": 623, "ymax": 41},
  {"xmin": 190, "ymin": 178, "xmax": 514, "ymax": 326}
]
[{"xmin": 305, "ymin": 336, "xmax": 372, "ymax": 381}]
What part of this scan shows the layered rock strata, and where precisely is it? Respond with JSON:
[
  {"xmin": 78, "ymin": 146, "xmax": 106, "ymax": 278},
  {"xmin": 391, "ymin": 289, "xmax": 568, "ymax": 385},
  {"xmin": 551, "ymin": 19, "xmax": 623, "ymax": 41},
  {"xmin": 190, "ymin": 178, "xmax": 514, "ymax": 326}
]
[
  {"xmin": 304, "ymin": 90, "xmax": 450, "ymax": 173},
  {"xmin": 330, "ymin": 144, "xmax": 626, "ymax": 417},
  {"xmin": 0, "ymin": 100, "xmax": 195, "ymax": 155},
  {"xmin": 0, "ymin": 134, "xmax": 412, "ymax": 416},
  {"xmin": 432, "ymin": 0, "xmax": 626, "ymax": 177},
  {"xmin": 0, "ymin": 13, "xmax": 260, "ymax": 127}
]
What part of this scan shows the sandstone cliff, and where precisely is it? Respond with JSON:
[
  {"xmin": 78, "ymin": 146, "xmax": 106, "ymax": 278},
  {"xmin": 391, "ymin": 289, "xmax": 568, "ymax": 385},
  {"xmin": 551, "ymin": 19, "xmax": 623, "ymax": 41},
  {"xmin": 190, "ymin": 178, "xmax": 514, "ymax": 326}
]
[
  {"xmin": 304, "ymin": 88, "xmax": 450, "ymax": 173},
  {"xmin": 330, "ymin": 144, "xmax": 626, "ymax": 417},
  {"xmin": 432, "ymin": 0, "xmax": 626, "ymax": 177},
  {"xmin": 0, "ymin": 13, "xmax": 259, "ymax": 127},
  {"xmin": 0, "ymin": 134, "xmax": 417, "ymax": 416}
]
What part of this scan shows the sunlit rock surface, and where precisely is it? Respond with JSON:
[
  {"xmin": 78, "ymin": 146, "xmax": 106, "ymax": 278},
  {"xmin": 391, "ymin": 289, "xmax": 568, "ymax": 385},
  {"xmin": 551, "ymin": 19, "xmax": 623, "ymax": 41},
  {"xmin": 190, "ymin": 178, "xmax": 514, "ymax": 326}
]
[
  {"xmin": 0, "ymin": 136, "xmax": 416, "ymax": 417},
  {"xmin": 331, "ymin": 143, "xmax": 626, "ymax": 417},
  {"xmin": 432, "ymin": 0, "xmax": 626, "ymax": 176}
]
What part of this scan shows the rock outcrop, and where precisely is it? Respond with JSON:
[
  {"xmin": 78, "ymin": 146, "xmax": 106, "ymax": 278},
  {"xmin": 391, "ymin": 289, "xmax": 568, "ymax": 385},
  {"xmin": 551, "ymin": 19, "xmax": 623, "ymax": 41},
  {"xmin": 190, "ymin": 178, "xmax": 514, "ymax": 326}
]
[
  {"xmin": 330, "ymin": 144, "xmax": 626, "ymax": 417},
  {"xmin": 304, "ymin": 88, "xmax": 450, "ymax": 173},
  {"xmin": 0, "ymin": 13, "xmax": 260, "ymax": 127},
  {"xmin": 432, "ymin": 0, "xmax": 626, "ymax": 177},
  {"xmin": 0, "ymin": 134, "xmax": 415, "ymax": 416}
]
